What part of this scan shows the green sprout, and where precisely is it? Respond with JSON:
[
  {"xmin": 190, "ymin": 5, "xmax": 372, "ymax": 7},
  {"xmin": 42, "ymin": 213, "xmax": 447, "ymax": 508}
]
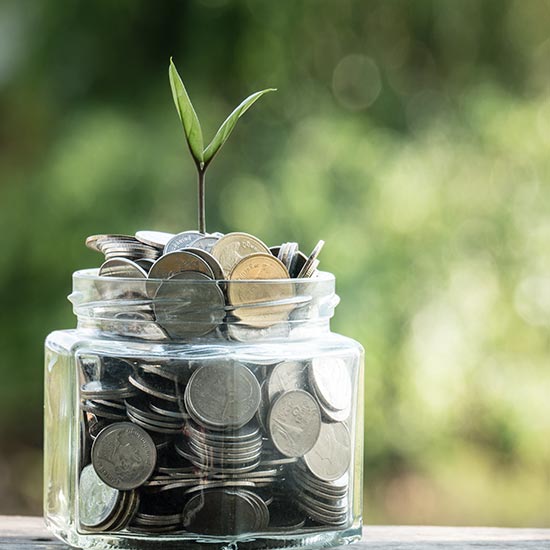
[{"xmin": 169, "ymin": 58, "xmax": 276, "ymax": 233}]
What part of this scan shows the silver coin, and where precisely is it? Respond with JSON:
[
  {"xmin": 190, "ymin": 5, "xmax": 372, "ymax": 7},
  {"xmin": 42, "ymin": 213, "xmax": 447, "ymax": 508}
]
[
  {"xmin": 294, "ymin": 468, "xmax": 349, "ymax": 500},
  {"xmin": 86, "ymin": 234, "xmax": 135, "ymax": 253},
  {"xmin": 266, "ymin": 361, "xmax": 307, "ymax": 402},
  {"xmin": 185, "ymin": 363, "xmax": 261, "ymax": 430},
  {"xmin": 98, "ymin": 258, "xmax": 148, "ymax": 278},
  {"xmin": 135, "ymin": 230, "xmax": 175, "ymax": 249},
  {"xmin": 81, "ymin": 380, "xmax": 136, "ymax": 400},
  {"xmin": 183, "ymin": 247, "xmax": 224, "ymax": 280},
  {"xmin": 268, "ymin": 390, "xmax": 321, "ymax": 458},
  {"xmin": 79, "ymin": 464, "xmax": 120, "ymax": 528},
  {"xmin": 164, "ymin": 231, "xmax": 204, "ymax": 254},
  {"xmin": 185, "ymin": 420, "xmax": 261, "ymax": 442},
  {"xmin": 148, "ymin": 251, "xmax": 214, "ymax": 280},
  {"xmin": 134, "ymin": 258, "xmax": 155, "ymax": 272},
  {"xmin": 128, "ymin": 373, "xmax": 182, "ymax": 403},
  {"xmin": 81, "ymin": 401, "xmax": 127, "ymax": 421},
  {"xmin": 226, "ymin": 321, "xmax": 290, "ymax": 342},
  {"xmin": 92, "ymin": 422, "xmax": 157, "ymax": 490},
  {"xmin": 153, "ymin": 272, "xmax": 225, "ymax": 338},
  {"xmin": 303, "ymin": 422, "xmax": 351, "ymax": 482},
  {"xmin": 309, "ymin": 357, "xmax": 351, "ymax": 412},
  {"xmin": 111, "ymin": 490, "xmax": 140, "ymax": 531},
  {"xmin": 270, "ymin": 246, "xmax": 308, "ymax": 278},
  {"xmin": 190, "ymin": 235, "xmax": 220, "ymax": 252},
  {"xmin": 297, "ymin": 240, "xmax": 325, "ymax": 278},
  {"xmin": 319, "ymin": 400, "xmax": 351, "ymax": 423}
]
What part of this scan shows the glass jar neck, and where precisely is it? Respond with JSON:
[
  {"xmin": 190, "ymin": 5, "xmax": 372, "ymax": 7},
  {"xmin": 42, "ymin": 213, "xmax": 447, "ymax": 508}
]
[{"xmin": 70, "ymin": 269, "xmax": 339, "ymax": 343}]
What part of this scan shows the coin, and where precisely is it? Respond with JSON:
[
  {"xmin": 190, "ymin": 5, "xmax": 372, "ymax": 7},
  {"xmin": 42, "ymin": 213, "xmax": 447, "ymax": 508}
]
[
  {"xmin": 185, "ymin": 363, "xmax": 261, "ymax": 429},
  {"xmin": 211, "ymin": 232, "xmax": 270, "ymax": 278},
  {"xmin": 148, "ymin": 251, "xmax": 214, "ymax": 280},
  {"xmin": 302, "ymin": 422, "xmax": 351, "ymax": 482},
  {"xmin": 79, "ymin": 464, "xmax": 121, "ymax": 528},
  {"xmin": 153, "ymin": 272, "xmax": 225, "ymax": 338},
  {"xmin": 228, "ymin": 254, "xmax": 294, "ymax": 327},
  {"xmin": 183, "ymin": 247, "xmax": 225, "ymax": 280},
  {"xmin": 309, "ymin": 357, "xmax": 351, "ymax": 412},
  {"xmin": 92, "ymin": 422, "xmax": 157, "ymax": 490},
  {"xmin": 135, "ymin": 231, "xmax": 175, "ymax": 249},
  {"xmin": 297, "ymin": 240, "xmax": 324, "ymax": 278},
  {"xmin": 86, "ymin": 234, "xmax": 134, "ymax": 253},
  {"xmin": 268, "ymin": 390, "xmax": 321, "ymax": 457},
  {"xmin": 266, "ymin": 361, "xmax": 307, "ymax": 402},
  {"xmin": 229, "ymin": 253, "xmax": 289, "ymax": 281},
  {"xmin": 164, "ymin": 231, "xmax": 203, "ymax": 254},
  {"xmin": 190, "ymin": 235, "xmax": 219, "ymax": 251},
  {"xmin": 99, "ymin": 258, "xmax": 148, "ymax": 278}
]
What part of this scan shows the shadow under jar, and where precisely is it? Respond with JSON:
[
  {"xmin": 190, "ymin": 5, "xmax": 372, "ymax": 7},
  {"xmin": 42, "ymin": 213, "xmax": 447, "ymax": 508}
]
[{"xmin": 44, "ymin": 269, "xmax": 364, "ymax": 550}]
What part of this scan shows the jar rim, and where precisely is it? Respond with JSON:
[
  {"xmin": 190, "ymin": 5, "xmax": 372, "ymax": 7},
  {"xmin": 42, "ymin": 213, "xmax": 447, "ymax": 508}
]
[{"xmin": 73, "ymin": 268, "xmax": 336, "ymax": 285}]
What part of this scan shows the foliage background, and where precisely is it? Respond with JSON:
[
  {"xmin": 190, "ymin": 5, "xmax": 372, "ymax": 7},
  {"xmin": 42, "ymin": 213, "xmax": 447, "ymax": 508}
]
[{"xmin": 0, "ymin": 0, "xmax": 549, "ymax": 525}]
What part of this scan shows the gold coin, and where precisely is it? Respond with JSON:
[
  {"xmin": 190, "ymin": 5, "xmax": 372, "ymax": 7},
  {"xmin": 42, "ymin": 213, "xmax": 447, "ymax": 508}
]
[
  {"xmin": 228, "ymin": 253, "xmax": 294, "ymax": 327},
  {"xmin": 210, "ymin": 232, "xmax": 270, "ymax": 278}
]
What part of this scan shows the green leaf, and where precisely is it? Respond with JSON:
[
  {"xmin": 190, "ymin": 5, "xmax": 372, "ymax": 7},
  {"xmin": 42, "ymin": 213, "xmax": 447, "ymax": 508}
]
[
  {"xmin": 203, "ymin": 88, "xmax": 276, "ymax": 165},
  {"xmin": 169, "ymin": 58, "xmax": 204, "ymax": 164}
]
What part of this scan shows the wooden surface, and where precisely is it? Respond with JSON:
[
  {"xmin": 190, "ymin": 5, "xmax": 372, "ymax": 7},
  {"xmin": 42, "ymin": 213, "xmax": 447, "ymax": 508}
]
[{"xmin": 1, "ymin": 516, "xmax": 549, "ymax": 549}]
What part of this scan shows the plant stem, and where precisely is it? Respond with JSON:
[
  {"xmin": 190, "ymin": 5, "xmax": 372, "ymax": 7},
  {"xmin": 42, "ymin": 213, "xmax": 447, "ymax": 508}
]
[{"xmin": 198, "ymin": 168, "xmax": 206, "ymax": 233}]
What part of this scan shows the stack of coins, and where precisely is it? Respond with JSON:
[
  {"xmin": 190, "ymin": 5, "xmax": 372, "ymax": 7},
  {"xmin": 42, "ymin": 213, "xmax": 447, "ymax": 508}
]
[
  {"xmin": 78, "ymin": 352, "xmax": 355, "ymax": 536},
  {"xmin": 85, "ymin": 230, "xmax": 325, "ymax": 340}
]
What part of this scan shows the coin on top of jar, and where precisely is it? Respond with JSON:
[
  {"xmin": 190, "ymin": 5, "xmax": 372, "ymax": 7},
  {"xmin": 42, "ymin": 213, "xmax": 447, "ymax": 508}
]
[{"xmin": 210, "ymin": 232, "xmax": 270, "ymax": 278}]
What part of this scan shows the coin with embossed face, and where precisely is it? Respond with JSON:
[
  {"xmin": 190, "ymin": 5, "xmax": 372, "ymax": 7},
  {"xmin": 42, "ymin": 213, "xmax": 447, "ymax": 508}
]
[
  {"xmin": 268, "ymin": 390, "xmax": 321, "ymax": 457},
  {"xmin": 211, "ymin": 232, "xmax": 270, "ymax": 278},
  {"xmin": 185, "ymin": 363, "xmax": 261, "ymax": 430},
  {"xmin": 92, "ymin": 422, "xmax": 157, "ymax": 490},
  {"xmin": 79, "ymin": 464, "xmax": 121, "ymax": 528},
  {"xmin": 303, "ymin": 421, "xmax": 351, "ymax": 482}
]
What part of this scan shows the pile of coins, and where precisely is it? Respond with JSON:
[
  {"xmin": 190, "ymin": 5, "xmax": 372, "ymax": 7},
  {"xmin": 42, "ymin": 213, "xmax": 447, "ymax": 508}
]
[
  {"xmin": 84, "ymin": 230, "xmax": 324, "ymax": 340},
  {"xmin": 78, "ymin": 353, "xmax": 354, "ymax": 536}
]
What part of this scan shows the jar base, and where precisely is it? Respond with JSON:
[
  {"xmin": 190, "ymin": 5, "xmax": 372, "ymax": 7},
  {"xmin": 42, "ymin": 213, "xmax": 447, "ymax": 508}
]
[{"xmin": 49, "ymin": 521, "xmax": 362, "ymax": 550}]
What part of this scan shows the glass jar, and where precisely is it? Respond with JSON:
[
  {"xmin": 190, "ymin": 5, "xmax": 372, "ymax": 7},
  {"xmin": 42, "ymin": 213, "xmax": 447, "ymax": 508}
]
[{"xmin": 44, "ymin": 268, "xmax": 364, "ymax": 550}]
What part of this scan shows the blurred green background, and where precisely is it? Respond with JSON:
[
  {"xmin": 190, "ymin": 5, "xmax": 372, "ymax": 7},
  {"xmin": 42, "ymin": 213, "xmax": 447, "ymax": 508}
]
[{"xmin": 1, "ymin": 0, "xmax": 549, "ymax": 526}]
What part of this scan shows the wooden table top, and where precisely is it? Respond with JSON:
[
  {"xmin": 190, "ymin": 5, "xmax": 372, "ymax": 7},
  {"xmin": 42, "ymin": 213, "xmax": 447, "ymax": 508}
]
[{"xmin": 1, "ymin": 516, "xmax": 549, "ymax": 549}]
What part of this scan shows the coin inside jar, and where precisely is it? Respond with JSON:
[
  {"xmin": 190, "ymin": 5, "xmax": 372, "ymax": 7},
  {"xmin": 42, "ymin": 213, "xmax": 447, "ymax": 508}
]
[
  {"xmin": 79, "ymin": 464, "xmax": 121, "ymax": 528},
  {"xmin": 302, "ymin": 421, "xmax": 351, "ymax": 482},
  {"xmin": 185, "ymin": 363, "xmax": 261, "ymax": 430},
  {"xmin": 91, "ymin": 422, "xmax": 157, "ymax": 490},
  {"xmin": 267, "ymin": 390, "xmax": 321, "ymax": 458},
  {"xmin": 152, "ymin": 272, "xmax": 225, "ymax": 338}
]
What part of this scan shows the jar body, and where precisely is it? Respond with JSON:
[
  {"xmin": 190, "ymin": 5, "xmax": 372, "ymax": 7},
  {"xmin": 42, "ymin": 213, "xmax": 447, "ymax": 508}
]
[
  {"xmin": 44, "ymin": 327, "xmax": 364, "ymax": 550},
  {"xmin": 44, "ymin": 269, "xmax": 364, "ymax": 549}
]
